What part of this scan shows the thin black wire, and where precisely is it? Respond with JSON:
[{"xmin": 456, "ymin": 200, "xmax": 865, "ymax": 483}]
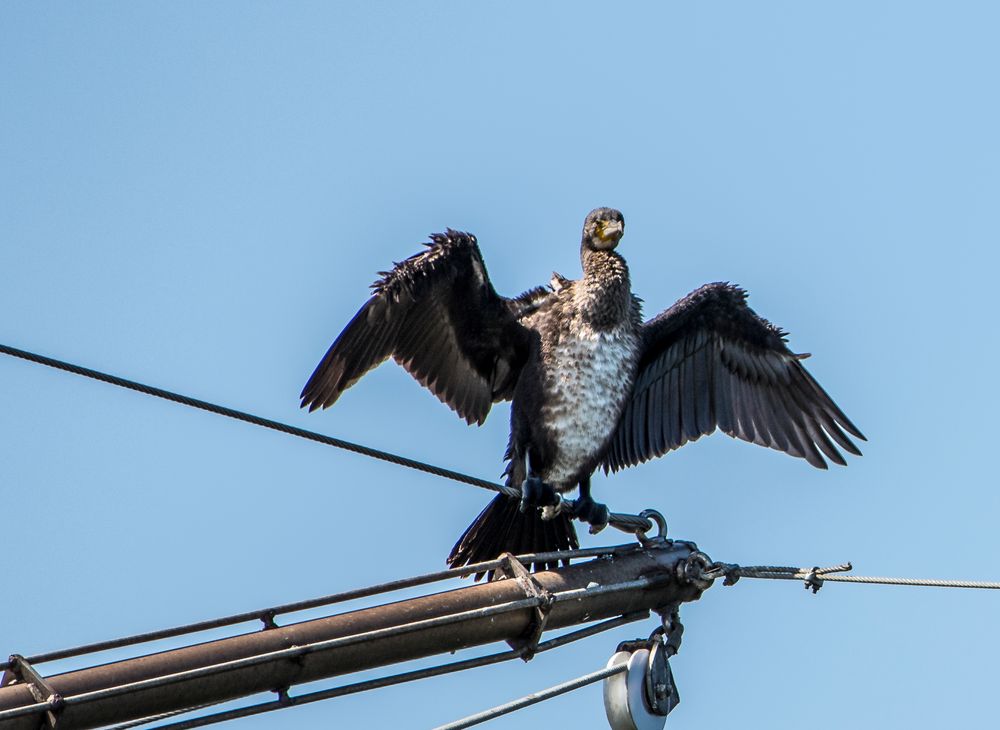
[
  {"xmin": 0, "ymin": 343, "xmax": 655, "ymax": 537},
  {"xmin": 0, "ymin": 343, "xmax": 515, "ymax": 496},
  {"xmin": 433, "ymin": 662, "xmax": 629, "ymax": 730}
]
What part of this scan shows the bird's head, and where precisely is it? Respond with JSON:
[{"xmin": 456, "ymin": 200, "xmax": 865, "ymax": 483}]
[{"xmin": 581, "ymin": 207, "xmax": 625, "ymax": 251}]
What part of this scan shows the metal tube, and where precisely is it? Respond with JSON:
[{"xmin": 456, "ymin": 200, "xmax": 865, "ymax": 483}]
[
  {"xmin": 0, "ymin": 542, "xmax": 704, "ymax": 730},
  {"xmin": 111, "ymin": 613, "xmax": 650, "ymax": 730}
]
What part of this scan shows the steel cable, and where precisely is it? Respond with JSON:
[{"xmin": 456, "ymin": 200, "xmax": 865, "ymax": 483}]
[
  {"xmin": 704, "ymin": 562, "xmax": 1000, "ymax": 591},
  {"xmin": 0, "ymin": 343, "xmax": 653, "ymax": 535},
  {"xmin": 0, "ymin": 344, "xmax": 512, "ymax": 494},
  {"xmin": 432, "ymin": 662, "xmax": 628, "ymax": 730}
]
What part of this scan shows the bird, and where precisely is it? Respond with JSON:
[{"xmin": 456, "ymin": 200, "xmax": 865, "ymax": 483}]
[{"xmin": 300, "ymin": 207, "xmax": 864, "ymax": 573}]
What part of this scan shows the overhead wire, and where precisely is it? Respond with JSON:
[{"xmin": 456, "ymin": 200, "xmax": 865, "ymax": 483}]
[
  {"xmin": 809, "ymin": 575, "xmax": 1000, "ymax": 589},
  {"xmin": 0, "ymin": 343, "xmax": 508, "ymax": 494},
  {"xmin": 0, "ymin": 343, "xmax": 652, "ymax": 535},
  {"xmin": 702, "ymin": 562, "xmax": 1000, "ymax": 591},
  {"xmin": 432, "ymin": 662, "xmax": 628, "ymax": 730}
]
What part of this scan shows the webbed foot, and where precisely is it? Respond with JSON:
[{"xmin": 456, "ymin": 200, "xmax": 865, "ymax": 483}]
[
  {"xmin": 520, "ymin": 476, "xmax": 559, "ymax": 515},
  {"xmin": 572, "ymin": 493, "xmax": 610, "ymax": 534}
]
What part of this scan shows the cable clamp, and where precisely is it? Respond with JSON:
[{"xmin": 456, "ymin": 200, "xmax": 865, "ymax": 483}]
[
  {"xmin": 260, "ymin": 610, "xmax": 279, "ymax": 630},
  {"xmin": 499, "ymin": 554, "xmax": 555, "ymax": 661},
  {"xmin": 273, "ymin": 686, "xmax": 292, "ymax": 706},
  {"xmin": 803, "ymin": 567, "xmax": 824, "ymax": 593},
  {"xmin": 1, "ymin": 654, "xmax": 64, "ymax": 728},
  {"xmin": 801, "ymin": 563, "xmax": 852, "ymax": 593}
]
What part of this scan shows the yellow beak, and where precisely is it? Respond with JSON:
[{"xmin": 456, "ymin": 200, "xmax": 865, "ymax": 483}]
[{"xmin": 598, "ymin": 220, "xmax": 624, "ymax": 243}]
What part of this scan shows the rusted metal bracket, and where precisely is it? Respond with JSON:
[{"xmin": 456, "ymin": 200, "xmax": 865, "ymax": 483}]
[
  {"xmin": 498, "ymin": 554, "xmax": 555, "ymax": 661},
  {"xmin": 259, "ymin": 610, "xmax": 279, "ymax": 630},
  {"xmin": 1, "ymin": 655, "xmax": 62, "ymax": 728}
]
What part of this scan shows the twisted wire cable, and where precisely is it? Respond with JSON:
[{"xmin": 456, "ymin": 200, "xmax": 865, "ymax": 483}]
[{"xmin": 0, "ymin": 343, "xmax": 653, "ymax": 535}]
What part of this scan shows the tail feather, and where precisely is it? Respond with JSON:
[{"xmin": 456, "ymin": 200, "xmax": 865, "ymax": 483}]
[{"xmin": 448, "ymin": 494, "xmax": 578, "ymax": 579}]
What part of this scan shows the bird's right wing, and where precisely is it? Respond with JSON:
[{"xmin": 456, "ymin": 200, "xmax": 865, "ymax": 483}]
[{"xmin": 300, "ymin": 230, "xmax": 541, "ymax": 425}]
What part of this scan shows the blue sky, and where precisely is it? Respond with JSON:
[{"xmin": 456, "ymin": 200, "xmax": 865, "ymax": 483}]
[{"xmin": 2, "ymin": 2, "xmax": 998, "ymax": 728}]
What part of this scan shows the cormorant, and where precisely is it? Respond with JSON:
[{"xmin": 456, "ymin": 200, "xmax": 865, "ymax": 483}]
[{"xmin": 301, "ymin": 208, "xmax": 864, "ymax": 572}]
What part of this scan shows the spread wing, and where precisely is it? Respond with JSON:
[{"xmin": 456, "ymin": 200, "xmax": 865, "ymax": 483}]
[
  {"xmin": 301, "ymin": 230, "xmax": 543, "ymax": 425},
  {"xmin": 603, "ymin": 283, "xmax": 865, "ymax": 471}
]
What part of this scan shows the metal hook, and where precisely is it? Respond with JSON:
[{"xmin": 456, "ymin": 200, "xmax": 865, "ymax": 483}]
[{"xmin": 637, "ymin": 509, "xmax": 668, "ymax": 544}]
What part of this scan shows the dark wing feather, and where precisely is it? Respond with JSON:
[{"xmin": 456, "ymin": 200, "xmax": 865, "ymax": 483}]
[
  {"xmin": 603, "ymin": 282, "xmax": 865, "ymax": 471},
  {"xmin": 301, "ymin": 230, "xmax": 539, "ymax": 425}
]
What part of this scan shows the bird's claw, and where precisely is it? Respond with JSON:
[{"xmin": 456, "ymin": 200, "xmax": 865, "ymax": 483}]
[
  {"xmin": 520, "ymin": 477, "xmax": 559, "ymax": 514},
  {"xmin": 572, "ymin": 494, "xmax": 610, "ymax": 534}
]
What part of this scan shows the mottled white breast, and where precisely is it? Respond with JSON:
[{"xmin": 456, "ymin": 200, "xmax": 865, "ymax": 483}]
[{"xmin": 541, "ymin": 324, "xmax": 640, "ymax": 488}]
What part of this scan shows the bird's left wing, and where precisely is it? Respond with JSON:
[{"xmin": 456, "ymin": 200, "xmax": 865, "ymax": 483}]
[
  {"xmin": 603, "ymin": 282, "xmax": 865, "ymax": 472},
  {"xmin": 301, "ymin": 230, "xmax": 540, "ymax": 425}
]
